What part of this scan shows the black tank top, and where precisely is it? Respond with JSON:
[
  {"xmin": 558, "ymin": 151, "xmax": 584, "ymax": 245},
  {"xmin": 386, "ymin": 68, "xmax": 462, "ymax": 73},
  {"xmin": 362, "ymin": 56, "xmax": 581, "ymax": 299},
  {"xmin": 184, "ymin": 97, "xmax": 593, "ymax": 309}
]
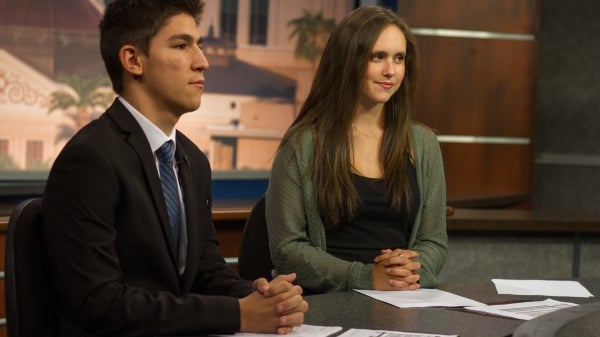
[{"xmin": 325, "ymin": 163, "xmax": 420, "ymax": 264}]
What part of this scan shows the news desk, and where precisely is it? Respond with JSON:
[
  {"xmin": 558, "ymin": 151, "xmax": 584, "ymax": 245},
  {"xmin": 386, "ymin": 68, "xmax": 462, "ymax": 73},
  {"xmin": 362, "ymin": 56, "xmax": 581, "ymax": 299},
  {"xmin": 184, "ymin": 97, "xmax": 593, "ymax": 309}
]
[{"xmin": 303, "ymin": 279, "xmax": 600, "ymax": 337}]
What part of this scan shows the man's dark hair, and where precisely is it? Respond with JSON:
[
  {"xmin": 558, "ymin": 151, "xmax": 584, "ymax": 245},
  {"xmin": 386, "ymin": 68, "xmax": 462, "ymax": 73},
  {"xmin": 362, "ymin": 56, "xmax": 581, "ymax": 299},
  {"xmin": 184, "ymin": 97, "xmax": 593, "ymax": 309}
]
[{"xmin": 99, "ymin": 0, "xmax": 205, "ymax": 94}]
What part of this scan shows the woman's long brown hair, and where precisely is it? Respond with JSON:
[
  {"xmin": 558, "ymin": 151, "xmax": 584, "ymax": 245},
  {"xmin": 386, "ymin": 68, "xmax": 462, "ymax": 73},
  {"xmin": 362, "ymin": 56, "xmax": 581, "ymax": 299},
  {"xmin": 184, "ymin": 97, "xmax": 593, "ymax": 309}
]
[{"xmin": 279, "ymin": 6, "xmax": 419, "ymax": 228}]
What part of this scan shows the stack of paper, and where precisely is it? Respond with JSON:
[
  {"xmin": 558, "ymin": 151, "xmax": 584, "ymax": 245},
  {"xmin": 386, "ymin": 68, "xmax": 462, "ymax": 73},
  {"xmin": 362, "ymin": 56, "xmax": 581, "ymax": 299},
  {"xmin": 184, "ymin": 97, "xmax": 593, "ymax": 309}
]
[
  {"xmin": 460, "ymin": 279, "xmax": 594, "ymax": 320},
  {"xmin": 354, "ymin": 288, "xmax": 485, "ymax": 308},
  {"xmin": 464, "ymin": 298, "xmax": 578, "ymax": 320},
  {"xmin": 337, "ymin": 328, "xmax": 458, "ymax": 337},
  {"xmin": 491, "ymin": 279, "xmax": 594, "ymax": 297}
]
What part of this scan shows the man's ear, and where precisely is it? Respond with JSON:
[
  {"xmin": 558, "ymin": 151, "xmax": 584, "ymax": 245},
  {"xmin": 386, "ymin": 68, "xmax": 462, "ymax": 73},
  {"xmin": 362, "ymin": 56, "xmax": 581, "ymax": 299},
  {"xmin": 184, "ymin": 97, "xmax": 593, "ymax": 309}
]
[{"xmin": 119, "ymin": 44, "xmax": 144, "ymax": 76}]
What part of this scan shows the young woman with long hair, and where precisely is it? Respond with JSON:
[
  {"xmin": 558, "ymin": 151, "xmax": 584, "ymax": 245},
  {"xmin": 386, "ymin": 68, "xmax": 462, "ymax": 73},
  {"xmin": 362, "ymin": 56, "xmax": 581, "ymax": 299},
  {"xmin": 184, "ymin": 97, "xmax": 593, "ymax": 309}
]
[{"xmin": 265, "ymin": 5, "xmax": 448, "ymax": 293}]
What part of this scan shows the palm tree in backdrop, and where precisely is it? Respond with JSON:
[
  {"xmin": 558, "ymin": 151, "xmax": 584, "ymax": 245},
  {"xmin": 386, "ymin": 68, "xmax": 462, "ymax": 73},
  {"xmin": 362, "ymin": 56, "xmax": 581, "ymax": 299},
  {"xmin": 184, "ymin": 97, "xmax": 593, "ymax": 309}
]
[
  {"xmin": 287, "ymin": 9, "xmax": 336, "ymax": 72},
  {"xmin": 48, "ymin": 74, "xmax": 113, "ymax": 142}
]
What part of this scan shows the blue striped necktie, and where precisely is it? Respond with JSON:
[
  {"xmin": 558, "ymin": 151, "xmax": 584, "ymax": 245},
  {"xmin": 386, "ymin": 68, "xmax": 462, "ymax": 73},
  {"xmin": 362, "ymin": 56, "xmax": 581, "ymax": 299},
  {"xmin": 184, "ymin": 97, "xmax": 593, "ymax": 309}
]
[{"xmin": 156, "ymin": 140, "xmax": 181, "ymax": 249}]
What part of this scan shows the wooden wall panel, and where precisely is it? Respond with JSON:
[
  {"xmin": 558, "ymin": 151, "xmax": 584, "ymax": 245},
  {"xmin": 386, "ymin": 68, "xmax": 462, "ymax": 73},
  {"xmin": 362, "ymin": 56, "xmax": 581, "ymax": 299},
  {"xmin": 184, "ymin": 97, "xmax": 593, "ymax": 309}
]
[
  {"xmin": 399, "ymin": 0, "xmax": 539, "ymax": 33},
  {"xmin": 414, "ymin": 36, "xmax": 537, "ymax": 137},
  {"xmin": 397, "ymin": 0, "xmax": 540, "ymax": 206},
  {"xmin": 440, "ymin": 143, "xmax": 532, "ymax": 198}
]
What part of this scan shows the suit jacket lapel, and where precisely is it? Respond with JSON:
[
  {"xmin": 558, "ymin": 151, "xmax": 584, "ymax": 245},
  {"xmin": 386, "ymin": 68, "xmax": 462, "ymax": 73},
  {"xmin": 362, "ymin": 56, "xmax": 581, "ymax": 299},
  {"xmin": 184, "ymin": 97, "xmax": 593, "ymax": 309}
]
[
  {"xmin": 105, "ymin": 99, "xmax": 181, "ymax": 268},
  {"xmin": 174, "ymin": 140, "xmax": 199, "ymax": 289}
]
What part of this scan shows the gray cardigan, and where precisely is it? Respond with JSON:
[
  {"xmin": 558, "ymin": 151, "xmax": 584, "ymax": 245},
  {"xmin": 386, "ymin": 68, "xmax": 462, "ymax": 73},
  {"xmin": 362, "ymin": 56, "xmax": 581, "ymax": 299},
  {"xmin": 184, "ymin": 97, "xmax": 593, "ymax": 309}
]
[{"xmin": 265, "ymin": 123, "xmax": 448, "ymax": 293}]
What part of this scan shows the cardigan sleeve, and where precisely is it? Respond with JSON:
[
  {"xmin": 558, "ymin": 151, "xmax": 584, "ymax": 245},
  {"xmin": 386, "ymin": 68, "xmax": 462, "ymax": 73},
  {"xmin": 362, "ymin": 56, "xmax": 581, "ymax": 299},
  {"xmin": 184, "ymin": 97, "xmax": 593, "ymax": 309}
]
[{"xmin": 408, "ymin": 125, "xmax": 448, "ymax": 287}]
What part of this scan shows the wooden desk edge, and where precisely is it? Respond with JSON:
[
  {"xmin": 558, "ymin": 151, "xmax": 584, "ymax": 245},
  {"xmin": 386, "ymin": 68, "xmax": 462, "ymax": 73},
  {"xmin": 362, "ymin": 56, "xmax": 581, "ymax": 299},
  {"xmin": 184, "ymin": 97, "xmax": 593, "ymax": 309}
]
[
  {"xmin": 448, "ymin": 209, "xmax": 600, "ymax": 233},
  {"xmin": 0, "ymin": 209, "xmax": 251, "ymax": 231},
  {"xmin": 212, "ymin": 208, "xmax": 250, "ymax": 221},
  {"xmin": 0, "ymin": 200, "xmax": 254, "ymax": 230},
  {"xmin": 3, "ymin": 208, "xmax": 600, "ymax": 233}
]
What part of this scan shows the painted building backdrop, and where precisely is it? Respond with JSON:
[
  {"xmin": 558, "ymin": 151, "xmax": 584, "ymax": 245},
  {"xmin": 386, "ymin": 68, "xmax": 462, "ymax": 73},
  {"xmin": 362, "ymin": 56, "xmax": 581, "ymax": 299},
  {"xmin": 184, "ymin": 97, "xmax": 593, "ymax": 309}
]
[{"xmin": 0, "ymin": 0, "xmax": 353, "ymax": 173}]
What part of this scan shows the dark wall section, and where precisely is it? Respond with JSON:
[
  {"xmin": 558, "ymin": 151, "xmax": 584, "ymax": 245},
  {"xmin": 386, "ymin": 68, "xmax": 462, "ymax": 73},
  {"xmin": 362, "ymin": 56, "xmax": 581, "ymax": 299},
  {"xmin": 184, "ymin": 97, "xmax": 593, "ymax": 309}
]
[{"xmin": 533, "ymin": 0, "xmax": 600, "ymax": 212}]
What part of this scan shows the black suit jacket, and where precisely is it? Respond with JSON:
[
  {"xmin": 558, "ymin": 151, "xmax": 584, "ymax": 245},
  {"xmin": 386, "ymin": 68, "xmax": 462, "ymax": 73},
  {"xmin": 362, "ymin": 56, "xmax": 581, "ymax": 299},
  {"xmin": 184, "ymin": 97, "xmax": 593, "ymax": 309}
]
[{"xmin": 42, "ymin": 99, "xmax": 253, "ymax": 336}]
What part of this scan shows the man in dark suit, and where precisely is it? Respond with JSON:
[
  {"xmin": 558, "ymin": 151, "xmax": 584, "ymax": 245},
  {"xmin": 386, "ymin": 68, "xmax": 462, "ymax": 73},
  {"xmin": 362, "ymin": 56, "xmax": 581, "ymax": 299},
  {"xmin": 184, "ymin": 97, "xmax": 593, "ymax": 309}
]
[{"xmin": 42, "ymin": 0, "xmax": 307, "ymax": 335}]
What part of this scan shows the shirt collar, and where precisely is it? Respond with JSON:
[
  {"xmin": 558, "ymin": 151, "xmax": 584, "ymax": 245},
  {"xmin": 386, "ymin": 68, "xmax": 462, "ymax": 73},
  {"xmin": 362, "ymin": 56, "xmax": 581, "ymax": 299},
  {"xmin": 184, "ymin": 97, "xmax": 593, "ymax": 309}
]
[{"xmin": 118, "ymin": 97, "xmax": 176, "ymax": 153}]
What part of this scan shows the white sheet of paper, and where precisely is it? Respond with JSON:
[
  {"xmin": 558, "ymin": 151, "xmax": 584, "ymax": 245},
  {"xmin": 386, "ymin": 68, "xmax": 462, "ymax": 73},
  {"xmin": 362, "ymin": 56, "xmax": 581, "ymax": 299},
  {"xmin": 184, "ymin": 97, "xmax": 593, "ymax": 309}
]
[
  {"xmin": 337, "ymin": 328, "xmax": 458, "ymax": 337},
  {"xmin": 464, "ymin": 298, "xmax": 578, "ymax": 320},
  {"xmin": 211, "ymin": 324, "xmax": 342, "ymax": 337},
  {"xmin": 354, "ymin": 288, "xmax": 485, "ymax": 308},
  {"xmin": 492, "ymin": 279, "xmax": 594, "ymax": 297}
]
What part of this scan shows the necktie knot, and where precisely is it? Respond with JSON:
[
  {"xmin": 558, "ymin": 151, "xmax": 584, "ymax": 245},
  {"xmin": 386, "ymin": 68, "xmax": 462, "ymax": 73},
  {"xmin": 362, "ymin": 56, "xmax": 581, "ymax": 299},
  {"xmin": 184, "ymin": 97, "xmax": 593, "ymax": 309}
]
[{"xmin": 156, "ymin": 141, "xmax": 175, "ymax": 165}]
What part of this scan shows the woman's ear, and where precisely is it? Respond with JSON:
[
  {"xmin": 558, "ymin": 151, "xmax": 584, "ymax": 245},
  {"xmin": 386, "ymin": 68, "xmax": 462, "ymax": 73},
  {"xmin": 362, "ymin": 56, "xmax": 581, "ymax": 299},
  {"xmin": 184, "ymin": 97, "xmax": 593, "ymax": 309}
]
[{"xmin": 119, "ymin": 44, "xmax": 144, "ymax": 76}]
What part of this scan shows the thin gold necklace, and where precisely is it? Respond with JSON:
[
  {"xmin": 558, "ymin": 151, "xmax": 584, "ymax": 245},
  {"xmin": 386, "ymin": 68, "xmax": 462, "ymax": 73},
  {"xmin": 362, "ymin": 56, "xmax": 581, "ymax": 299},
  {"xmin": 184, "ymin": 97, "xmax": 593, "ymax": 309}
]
[{"xmin": 351, "ymin": 124, "xmax": 382, "ymax": 138}]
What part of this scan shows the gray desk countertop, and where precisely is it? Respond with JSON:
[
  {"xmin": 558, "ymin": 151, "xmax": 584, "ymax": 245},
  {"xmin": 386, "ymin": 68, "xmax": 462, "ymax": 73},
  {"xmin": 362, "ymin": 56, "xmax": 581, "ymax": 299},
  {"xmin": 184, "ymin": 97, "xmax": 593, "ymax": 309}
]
[{"xmin": 304, "ymin": 279, "xmax": 600, "ymax": 337}]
